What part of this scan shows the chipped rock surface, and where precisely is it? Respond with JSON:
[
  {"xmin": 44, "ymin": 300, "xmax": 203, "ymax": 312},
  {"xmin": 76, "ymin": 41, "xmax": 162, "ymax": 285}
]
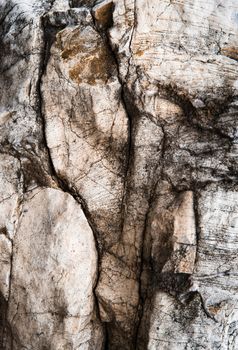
[{"xmin": 0, "ymin": 0, "xmax": 238, "ymax": 349}]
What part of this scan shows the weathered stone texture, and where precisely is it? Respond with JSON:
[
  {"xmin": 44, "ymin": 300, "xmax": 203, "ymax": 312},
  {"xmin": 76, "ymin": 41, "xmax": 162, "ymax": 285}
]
[{"xmin": 0, "ymin": 0, "xmax": 238, "ymax": 349}]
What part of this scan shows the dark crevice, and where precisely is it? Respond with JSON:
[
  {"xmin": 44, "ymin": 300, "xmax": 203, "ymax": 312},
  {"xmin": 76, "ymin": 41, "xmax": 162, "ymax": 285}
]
[
  {"xmin": 121, "ymin": 94, "xmax": 168, "ymax": 348},
  {"xmin": 36, "ymin": 14, "xmax": 67, "ymax": 185},
  {"xmin": 0, "ymin": 292, "xmax": 14, "ymax": 350},
  {"xmin": 134, "ymin": 205, "xmax": 151, "ymax": 349},
  {"xmin": 135, "ymin": 168, "xmax": 167, "ymax": 348},
  {"xmin": 103, "ymin": 325, "xmax": 109, "ymax": 350},
  {"xmin": 7, "ymin": 239, "xmax": 14, "ymax": 330},
  {"xmin": 92, "ymin": 6, "xmax": 141, "ymax": 349},
  {"xmin": 192, "ymin": 190, "xmax": 201, "ymax": 268}
]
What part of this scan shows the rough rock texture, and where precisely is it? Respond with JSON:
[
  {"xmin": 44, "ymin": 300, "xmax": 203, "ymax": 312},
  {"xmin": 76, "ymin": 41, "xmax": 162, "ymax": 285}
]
[{"xmin": 0, "ymin": 0, "xmax": 238, "ymax": 349}]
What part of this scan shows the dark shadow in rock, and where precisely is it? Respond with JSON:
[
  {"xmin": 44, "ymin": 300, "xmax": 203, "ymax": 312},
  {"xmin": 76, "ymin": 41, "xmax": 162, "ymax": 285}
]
[
  {"xmin": 104, "ymin": 320, "xmax": 137, "ymax": 350},
  {"xmin": 0, "ymin": 292, "xmax": 12, "ymax": 350},
  {"xmin": 69, "ymin": 0, "xmax": 96, "ymax": 8},
  {"xmin": 136, "ymin": 272, "xmax": 193, "ymax": 350}
]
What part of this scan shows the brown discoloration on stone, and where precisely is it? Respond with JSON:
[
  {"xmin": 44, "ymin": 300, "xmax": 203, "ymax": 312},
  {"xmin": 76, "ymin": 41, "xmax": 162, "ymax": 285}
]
[
  {"xmin": 93, "ymin": 1, "xmax": 114, "ymax": 28},
  {"xmin": 69, "ymin": 46, "xmax": 115, "ymax": 84},
  {"xmin": 208, "ymin": 304, "xmax": 222, "ymax": 315},
  {"xmin": 135, "ymin": 50, "xmax": 144, "ymax": 57},
  {"xmin": 58, "ymin": 26, "xmax": 115, "ymax": 84},
  {"xmin": 61, "ymin": 43, "xmax": 86, "ymax": 60},
  {"xmin": 58, "ymin": 29, "xmax": 87, "ymax": 60},
  {"xmin": 221, "ymin": 47, "xmax": 238, "ymax": 61}
]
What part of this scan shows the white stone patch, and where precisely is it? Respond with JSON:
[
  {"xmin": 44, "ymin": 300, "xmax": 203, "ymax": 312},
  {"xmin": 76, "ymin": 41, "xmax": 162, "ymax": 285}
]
[{"xmin": 8, "ymin": 187, "xmax": 102, "ymax": 349}]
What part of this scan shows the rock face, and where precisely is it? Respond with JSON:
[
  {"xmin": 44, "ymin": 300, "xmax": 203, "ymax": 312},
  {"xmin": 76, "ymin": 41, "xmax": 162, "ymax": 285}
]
[{"xmin": 0, "ymin": 0, "xmax": 238, "ymax": 349}]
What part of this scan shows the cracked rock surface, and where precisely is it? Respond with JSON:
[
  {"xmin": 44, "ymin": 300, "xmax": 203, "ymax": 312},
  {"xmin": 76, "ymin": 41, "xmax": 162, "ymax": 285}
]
[{"xmin": 0, "ymin": 0, "xmax": 238, "ymax": 349}]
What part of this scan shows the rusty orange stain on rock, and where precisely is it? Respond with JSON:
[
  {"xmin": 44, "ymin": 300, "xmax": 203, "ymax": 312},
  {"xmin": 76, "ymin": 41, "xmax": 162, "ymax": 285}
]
[
  {"xmin": 69, "ymin": 46, "xmax": 115, "ymax": 85},
  {"xmin": 135, "ymin": 50, "xmax": 144, "ymax": 57},
  {"xmin": 57, "ymin": 27, "xmax": 115, "ymax": 84},
  {"xmin": 207, "ymin": 304, "xmax": 222, "ymax": 315}
]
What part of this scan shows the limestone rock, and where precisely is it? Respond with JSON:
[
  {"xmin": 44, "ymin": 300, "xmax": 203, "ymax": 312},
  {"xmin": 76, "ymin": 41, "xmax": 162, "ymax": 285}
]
[{"xmin": 1, "ymin": 0, "xmax": 238, "ymax": 349}]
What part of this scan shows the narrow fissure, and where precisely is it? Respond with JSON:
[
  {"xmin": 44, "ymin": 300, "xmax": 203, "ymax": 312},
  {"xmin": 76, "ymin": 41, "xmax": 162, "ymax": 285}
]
[
  {"xmin": 192, "ymin": 190, "xmax": 200, "ymax": 268},
  {"xmin": 96, "ymin": 16, "xmax": 156, "ymax": 350},
  {"xmin": 94, "ymin": 6, "xmax": 157, "ymax": 348},
  {"xmin": 134, "ymin": 125, "xmax": 169, "ymax": 349},
  {"xmin": 91, "ymin": 8, "xmax": 141, "ymax": 348},
  {"xmin": 103, "ymin": 324, "xmax": 109, "ymax": 350},
  {"xmin": 134, "ymin": 207, "xmax": 151, "ymax": 349},
  {"xmin": 0, "ymin": 291, "xmax": 13, "ymax": 350}
]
